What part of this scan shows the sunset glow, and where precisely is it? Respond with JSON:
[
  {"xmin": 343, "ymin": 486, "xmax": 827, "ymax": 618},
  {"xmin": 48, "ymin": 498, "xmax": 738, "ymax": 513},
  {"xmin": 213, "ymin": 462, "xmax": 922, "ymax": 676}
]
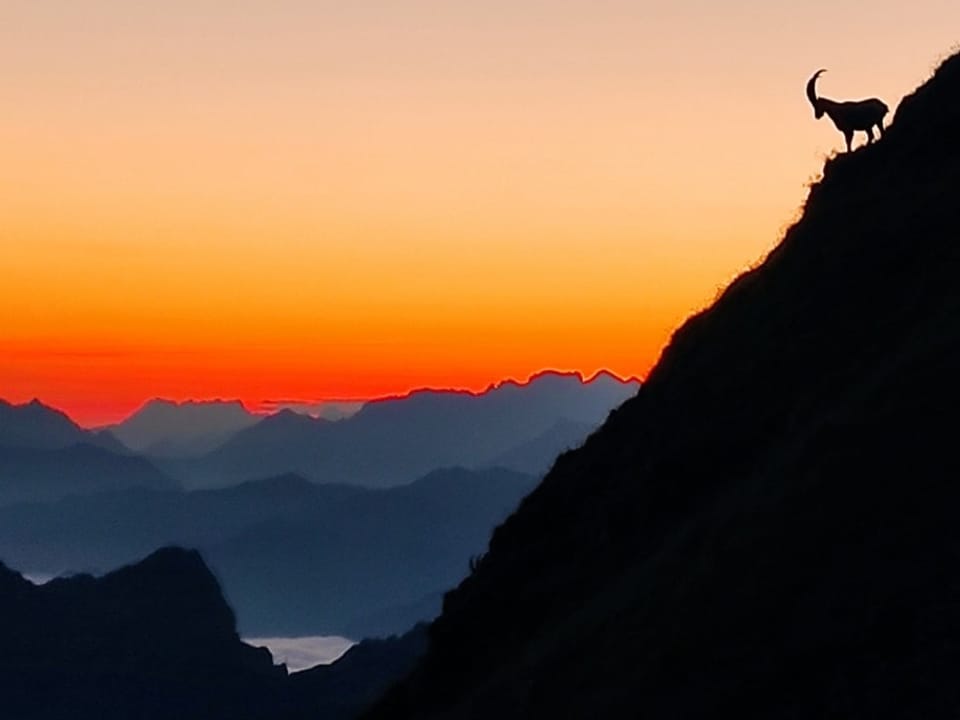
[{"xmin": 3, "ymin": 1, "xmax": 958, "ymax": 425}]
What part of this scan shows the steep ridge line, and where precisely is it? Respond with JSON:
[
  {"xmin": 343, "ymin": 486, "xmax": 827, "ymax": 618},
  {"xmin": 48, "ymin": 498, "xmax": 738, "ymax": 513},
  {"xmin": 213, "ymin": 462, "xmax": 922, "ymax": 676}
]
[{"xmin": 367, "ymin": 51, "xmax": 960, "ymax": 719}]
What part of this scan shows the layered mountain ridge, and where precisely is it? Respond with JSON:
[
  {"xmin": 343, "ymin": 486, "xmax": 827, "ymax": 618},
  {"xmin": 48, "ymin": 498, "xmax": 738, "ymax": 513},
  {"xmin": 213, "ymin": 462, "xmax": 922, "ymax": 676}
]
[
  {"xmin": 0, "ymin": 443, "xmax": 176, "ymax": 506},
  {"xmin": 0, "ymin": 466, "xmax": 537, "ymax": 637},
  {"xmin": 164, "ymin": 370, "xmax": 638, "ymax": 488},
  {"xmin": 108, "ymin": 399, "xmax": 260, "ymax": 457},
  {"xmin": 0, "ymin": 374, "xmax": 621, "ymax": 641},
  {"xmin": 0, "ymin": 399, "xmax": 125, "ymax": 453}
]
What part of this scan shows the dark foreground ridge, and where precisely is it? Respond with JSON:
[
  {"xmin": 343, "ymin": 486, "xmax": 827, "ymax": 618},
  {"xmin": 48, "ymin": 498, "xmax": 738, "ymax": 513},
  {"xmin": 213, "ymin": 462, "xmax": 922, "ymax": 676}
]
[
  {"xmin": 368, "ymin": 52, "xmax": 960, "ymax": 718},
  {"xmin": 0, "ymin": 548, "xmax": 425, "ymax": 720}
]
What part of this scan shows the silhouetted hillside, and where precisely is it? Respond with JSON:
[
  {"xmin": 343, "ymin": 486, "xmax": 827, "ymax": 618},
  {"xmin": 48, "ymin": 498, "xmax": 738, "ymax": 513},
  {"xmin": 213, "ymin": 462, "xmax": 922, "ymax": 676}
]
[
  {"xmin": 167, "ymin": 371, "xmax": 637, "ymax": 489},
  {"xmin": 109, "ymin": 399, "xmax": 261, "ymax": 457},
  {"xmin": 286, "ymin": 625, "xmax": 429, "ymax": 720},
  {"xmin": 368, "ymin": 53, "xmax": 960, "ymax": 718},
  {"xmin": 0, "ymin": 548, "xmax": 426, "ymax": 719},
  {"xmin": 0, "ymin": 467, "xmax": 537, "ymax": 637},
  {"xmin": 0, "ymin": 547, "xmax": 287, "ymax": 719},
  {"xmin": 0, "ymin": 443, "xmax": 176, "ymax": 506}
]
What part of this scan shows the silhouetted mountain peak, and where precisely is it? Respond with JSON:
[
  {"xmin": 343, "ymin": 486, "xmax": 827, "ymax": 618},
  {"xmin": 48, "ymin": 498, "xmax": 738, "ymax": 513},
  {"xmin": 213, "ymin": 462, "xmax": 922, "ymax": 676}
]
[
  {"xmin": 0, "ymin": 546, "xmax": 430, "ymax": 718},
  {"xmin": 474, "ymin": 369, "xmax": 638, "ymax": 397},
  {"xmin": 264, "ymin": 408, "xmax": 322, "ymax": 425},
  {"xmin": 21, "ymin": 399, "xmax": 70, "ymax": 420},
  {"xmin": 0, "ymin": 398, "xmax": 90, "ymax": 450},
  {"xmin": 110, "ymin": 397, "xmax": 261, "ymax": 457},
  {"xmin": 143, "ymin": 398, "xmax": 246, "ymax": 409},
  {"xmin": 112, "ymin": 546, "xmax": 212, "ymax": 587},
  {"xmin": 0, "ymin": 560, "xmax": 33, "ymax": 593},
  {"xmin": 94, "ymin": 547, "xmax": 241, "ymax": 642}
]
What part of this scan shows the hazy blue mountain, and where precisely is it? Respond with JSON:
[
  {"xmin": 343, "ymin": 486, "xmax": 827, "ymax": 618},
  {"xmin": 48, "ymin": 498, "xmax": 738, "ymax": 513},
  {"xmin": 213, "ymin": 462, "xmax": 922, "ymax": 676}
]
[
  {"xmin": 485, "ymin": 418, "xmax": 596, "ymax": 476},
  {"xmin": 109, "ymin": 399, "xmax": 261, "ymax": 457},
  {"xmin": 259, "ymin": 399, "xmax": 365, "ymax": 420},
  {"xmin": 0, "ymin": 467, "xmax": 537, "ymax": 637},
  {"xmin": 206, "ymin": 467, "xmax": 538, "ymax": 636},
  {"xmin": 168, "ymin": 371, "xmax": 638, "ymax": 489},
  {"xmin": 85, "ymin": 428, "xmax": 133, "ymax": 454},
  {"xmin": 0, "ymin": 443, "xmax": 176, "ymax": 506},
  {"xmin": 0, "ymin": 398, "xmax": 119, "ymax": 451},
  {"xmin": 0, "ymin": 548, "xmax": 425, "ymax": 720},
  {"xmin": 368, "ymin": 52, "xmax": 960, "ymax": 720}
]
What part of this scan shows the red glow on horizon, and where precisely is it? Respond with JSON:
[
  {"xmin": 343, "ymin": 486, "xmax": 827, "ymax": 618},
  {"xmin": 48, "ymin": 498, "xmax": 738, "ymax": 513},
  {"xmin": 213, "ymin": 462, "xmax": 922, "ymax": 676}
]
[{"xmin": 1, "ymin": 366, "xmax": 646, "ymax": 428}]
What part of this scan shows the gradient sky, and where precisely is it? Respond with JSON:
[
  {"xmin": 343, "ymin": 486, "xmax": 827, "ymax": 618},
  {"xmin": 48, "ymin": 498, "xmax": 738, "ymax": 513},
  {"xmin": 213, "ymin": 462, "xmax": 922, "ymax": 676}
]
[{"xmin": 2, "ymin": 1, "xmax": 958, "ymax": 425}]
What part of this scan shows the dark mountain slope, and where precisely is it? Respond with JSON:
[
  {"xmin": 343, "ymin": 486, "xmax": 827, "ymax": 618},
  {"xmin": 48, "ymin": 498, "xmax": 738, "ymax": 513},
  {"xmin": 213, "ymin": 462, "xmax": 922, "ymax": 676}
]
[
  {"xmin": 369, "ymin": 53, "xmax": 960, "ymax": 718},
  {"xmin": 0, "ymin": 547, "xmax": 287, "ymax": 719},
  {"xmin": 286, "ymin": 625, "xmax": 429, "ymax": 720}
]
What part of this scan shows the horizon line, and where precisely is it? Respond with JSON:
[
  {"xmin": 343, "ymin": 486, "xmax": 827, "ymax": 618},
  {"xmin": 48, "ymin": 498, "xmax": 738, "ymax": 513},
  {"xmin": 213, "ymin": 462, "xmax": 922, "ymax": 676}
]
[{"xmin": 3, "ymin": 367, "xmax": 642, "ymax": 429}]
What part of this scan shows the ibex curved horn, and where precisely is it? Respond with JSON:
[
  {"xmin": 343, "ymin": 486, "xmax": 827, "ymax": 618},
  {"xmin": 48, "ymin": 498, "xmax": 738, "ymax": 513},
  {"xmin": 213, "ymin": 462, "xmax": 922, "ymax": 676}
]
[
  {"xmin": 805, "ymin": 69, "xmax": 888, "ymax": 153},
  {"xmin": 806, "ymin": 69, "xmax": 827, "ymax": 115}
]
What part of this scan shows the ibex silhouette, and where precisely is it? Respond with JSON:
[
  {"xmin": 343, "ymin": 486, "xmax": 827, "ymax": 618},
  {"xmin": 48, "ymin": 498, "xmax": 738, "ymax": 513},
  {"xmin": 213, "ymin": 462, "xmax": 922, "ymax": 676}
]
[{"xmin": 806, "ymin": 69, "xmax": 888, "ymax": 152}]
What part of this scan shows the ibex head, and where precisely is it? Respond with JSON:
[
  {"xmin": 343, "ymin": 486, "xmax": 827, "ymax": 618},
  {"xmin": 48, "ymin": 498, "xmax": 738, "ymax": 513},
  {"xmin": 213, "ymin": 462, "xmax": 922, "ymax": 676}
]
[{"xmin": 806, "ymin": 69, "xmax": 828, "ymax": 119}]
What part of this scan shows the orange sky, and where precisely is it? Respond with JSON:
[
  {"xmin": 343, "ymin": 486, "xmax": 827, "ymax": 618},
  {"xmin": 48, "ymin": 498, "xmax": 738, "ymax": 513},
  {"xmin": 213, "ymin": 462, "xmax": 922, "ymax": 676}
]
[{"xmin": 2, "ymin": 1, "xmax": 958, "ymax": 426}]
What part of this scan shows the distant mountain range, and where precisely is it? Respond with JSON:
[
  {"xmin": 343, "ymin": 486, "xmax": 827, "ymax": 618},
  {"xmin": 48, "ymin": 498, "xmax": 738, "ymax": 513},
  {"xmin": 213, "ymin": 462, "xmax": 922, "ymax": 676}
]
[
  {"xmin": 1, "ymin": 371, "xmax": 636, "ymax": 488},
  {"xmin": 107, "ymin": 399, "xmax": 261, "ymax": 457},
  {"xmin": 0, "ymin": 399, "xmax": 177, "ymax": 505},
  {"xmin": 0, "ymin": 547, "xmax": 426, "ymax": 720},
  {"xmin": 0, "ymin": 398, "xmax": 126, "ymax": 453},
  {"xmin": 0, "ymin": 467, "xmax": 537, "ymax": 638},
  {"xmin": 0, "ymin": 372, "xmax": 633, "ymax": 639},
  {"xmin": 0, "ymin": 443, "xmax": 176, "ymax": 506},
  {"xmin": 165, "ymin": 371, "xmax": 638, "ymax": 489}
]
